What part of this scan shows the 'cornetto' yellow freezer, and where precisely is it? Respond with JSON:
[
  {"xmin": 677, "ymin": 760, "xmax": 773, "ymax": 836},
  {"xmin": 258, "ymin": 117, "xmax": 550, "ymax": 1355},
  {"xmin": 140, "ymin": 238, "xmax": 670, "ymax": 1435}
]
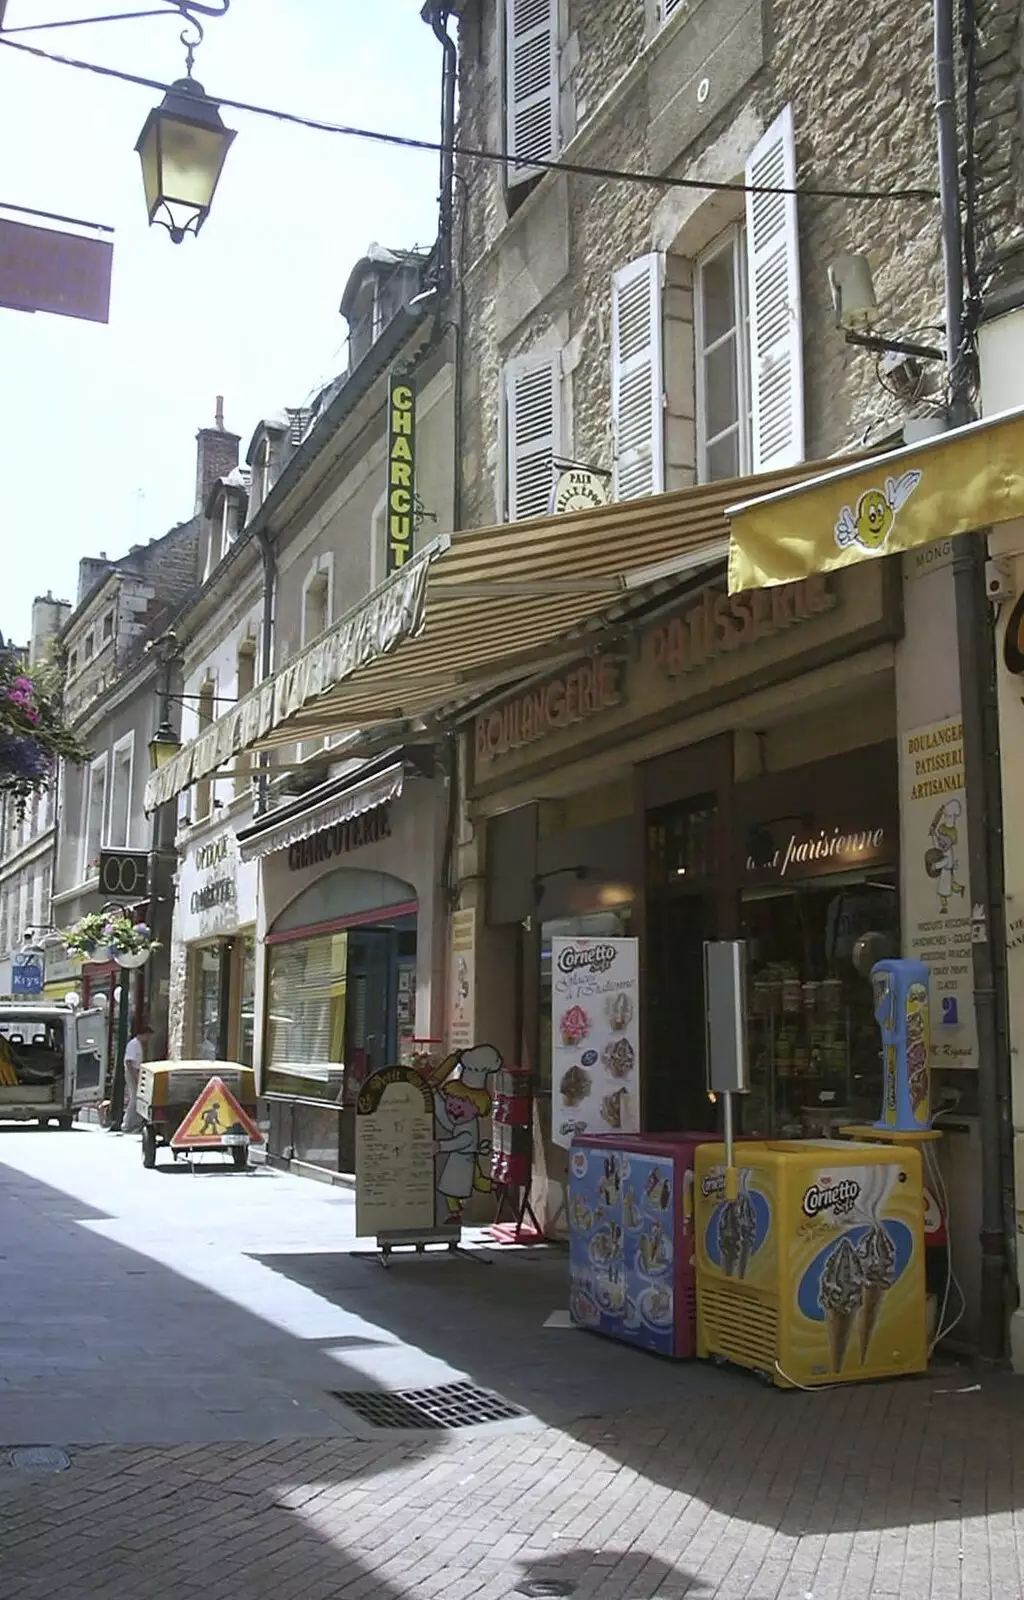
[{"xmin": 695, "ymin": 1140, "xmax": 927, "ymax": 1388}]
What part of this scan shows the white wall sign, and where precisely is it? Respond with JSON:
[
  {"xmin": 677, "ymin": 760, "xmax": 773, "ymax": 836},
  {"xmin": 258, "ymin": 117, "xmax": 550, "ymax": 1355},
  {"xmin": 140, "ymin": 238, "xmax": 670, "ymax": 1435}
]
[
  {"xmin": 551, "ymin": 936, "xmax": 640, "ymax": 1147},
  {"xmin": 900, "ymin": 717, "xmax": 977, "ymax": 1067},
  {"xmin": 178, "ymin": 828, "xmax": 258, "ymax": 942},
  {"xmin": 448, "ymin": 909, "xmax": 476, "ymax": 1053}
]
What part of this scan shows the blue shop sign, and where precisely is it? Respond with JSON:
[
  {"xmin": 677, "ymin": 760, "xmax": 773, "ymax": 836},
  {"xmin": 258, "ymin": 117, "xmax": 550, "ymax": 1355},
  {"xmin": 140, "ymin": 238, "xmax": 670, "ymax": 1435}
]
[{"xmin": 11, "ymin": 954, "xmax": 44, "ymax": 996}]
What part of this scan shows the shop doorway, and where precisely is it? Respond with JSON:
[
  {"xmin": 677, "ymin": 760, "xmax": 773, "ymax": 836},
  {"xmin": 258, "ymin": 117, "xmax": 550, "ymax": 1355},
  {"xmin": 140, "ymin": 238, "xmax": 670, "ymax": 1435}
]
[
  {"xmin": 644, "ymin": 793, "xmax": 722, "ymax": 1133},
  {"xmin": 645, "ymin": 892, "xmax": 717, "ymax": 1132},
  {"xmin": 344, "ymin": 924, "xmax": 416, "ymax": 1084}
]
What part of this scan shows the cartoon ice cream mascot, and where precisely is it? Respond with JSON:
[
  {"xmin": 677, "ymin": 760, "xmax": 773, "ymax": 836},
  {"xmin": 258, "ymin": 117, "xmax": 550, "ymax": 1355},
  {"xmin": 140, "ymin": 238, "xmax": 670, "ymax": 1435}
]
[
  {"xmin": 429, "ymin": 1043, "xmax": 502, "ymax": 1223},
  {"xmin": 925, "ymin": 798, "xmax": 964, "ymax": 914}
]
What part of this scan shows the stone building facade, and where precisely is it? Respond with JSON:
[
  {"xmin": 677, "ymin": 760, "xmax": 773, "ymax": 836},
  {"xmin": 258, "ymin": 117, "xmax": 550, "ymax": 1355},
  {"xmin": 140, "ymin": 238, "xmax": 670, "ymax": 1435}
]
[
  {"xmin": 154, "ymin": 244, "xmax": 457, "ymax": 1168},
  {"xmin": 0, "ymin": 594, "xmax": 69, "ymax": 999},
  {"xmin": 455, "ymin": 0, "xmax": 944, "ymax": 532}
]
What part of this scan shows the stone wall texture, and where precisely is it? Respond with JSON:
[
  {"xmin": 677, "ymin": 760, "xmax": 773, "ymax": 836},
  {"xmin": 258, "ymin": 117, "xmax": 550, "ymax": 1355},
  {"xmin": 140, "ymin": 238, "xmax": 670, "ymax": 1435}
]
[
  {"xmin": 971, "ymin": 0, "xmax": 1024, "ymax": 297},
  {"xmin": 455, "ymin": 0, "xmax": 948, "ymax": 531}
]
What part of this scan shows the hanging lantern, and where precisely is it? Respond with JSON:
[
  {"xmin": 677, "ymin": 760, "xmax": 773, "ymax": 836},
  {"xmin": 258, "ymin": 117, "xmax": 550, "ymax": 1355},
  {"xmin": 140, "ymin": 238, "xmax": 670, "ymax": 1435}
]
[
  {"xmin": 136, "ymin": 77, "xmax": 235, "ymax": 243},
  {"xmin": 148, "ymin": 719, "xmax": 182, "ymax": 772}
]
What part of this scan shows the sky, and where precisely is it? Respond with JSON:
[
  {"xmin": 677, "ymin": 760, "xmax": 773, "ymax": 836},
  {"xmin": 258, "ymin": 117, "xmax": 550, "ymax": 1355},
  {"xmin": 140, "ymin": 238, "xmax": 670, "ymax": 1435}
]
[{"xmin": 0, "ymin": 0, "xmax": 444, "ymax": 643}]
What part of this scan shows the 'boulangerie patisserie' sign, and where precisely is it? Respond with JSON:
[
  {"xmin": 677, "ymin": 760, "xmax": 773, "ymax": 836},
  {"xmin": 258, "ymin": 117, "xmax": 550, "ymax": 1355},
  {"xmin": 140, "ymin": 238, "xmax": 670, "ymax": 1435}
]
[{"xmin": 551, "ymin": 936, "xmax": 640, "ymax": 1148}]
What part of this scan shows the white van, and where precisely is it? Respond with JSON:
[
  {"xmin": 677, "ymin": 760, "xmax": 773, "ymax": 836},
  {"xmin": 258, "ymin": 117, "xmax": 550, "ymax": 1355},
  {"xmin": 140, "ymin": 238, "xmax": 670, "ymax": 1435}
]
[{"xmin": 0, "ymin": 1004, "xmax": 105, "ymax": 1128}]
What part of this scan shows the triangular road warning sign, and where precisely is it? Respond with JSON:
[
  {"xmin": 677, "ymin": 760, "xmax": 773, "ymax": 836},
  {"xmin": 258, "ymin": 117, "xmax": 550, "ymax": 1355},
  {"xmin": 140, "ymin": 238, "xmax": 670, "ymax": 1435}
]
[{"xmin": 170, "ymin": 1076, "xmax": 264, "ymax": 1150}]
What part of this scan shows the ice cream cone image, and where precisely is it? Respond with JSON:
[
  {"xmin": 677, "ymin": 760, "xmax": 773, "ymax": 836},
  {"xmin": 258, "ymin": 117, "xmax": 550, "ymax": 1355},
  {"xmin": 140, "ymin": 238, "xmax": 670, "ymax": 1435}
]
[
  {"xmin": 856, "ymin": 1222, "xmax": 896, "ymax": 1363},
  {"xmin": 859, "ymin": 1284, "xmax": 885, "ymax": 1362},
  {"xmin": 818, "ymin": 1236, "xmax": 865, "ymax": 1374},
  {"xmin": 716, "ymin": 1177, "xmax": 757, "ymax": 1279},
  {"xmin": 826, "ymin": 1306, "xmax": 857, "ymax": 1372}
]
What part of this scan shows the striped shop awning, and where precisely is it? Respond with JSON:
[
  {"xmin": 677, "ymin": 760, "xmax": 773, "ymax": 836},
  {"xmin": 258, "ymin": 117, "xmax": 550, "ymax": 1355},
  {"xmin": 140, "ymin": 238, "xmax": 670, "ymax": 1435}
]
[{"xmin": 144, "ymin": 451, "xmax": 872, "ymax": 812}]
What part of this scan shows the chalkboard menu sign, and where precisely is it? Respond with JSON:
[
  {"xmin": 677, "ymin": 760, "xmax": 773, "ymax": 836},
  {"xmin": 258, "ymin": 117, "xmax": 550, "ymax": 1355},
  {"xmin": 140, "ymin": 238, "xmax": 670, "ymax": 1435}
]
[{"xmin": 355, "ymin": 1066, "xmax": 436, "ymax": 1238}]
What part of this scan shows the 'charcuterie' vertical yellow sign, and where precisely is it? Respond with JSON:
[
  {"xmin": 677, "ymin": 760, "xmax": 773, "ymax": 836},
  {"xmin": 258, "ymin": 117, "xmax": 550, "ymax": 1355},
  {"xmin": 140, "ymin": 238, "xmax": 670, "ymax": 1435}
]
[{"xmin": 386, "ymin": 373, "xmax": 416, "ymax": 574}]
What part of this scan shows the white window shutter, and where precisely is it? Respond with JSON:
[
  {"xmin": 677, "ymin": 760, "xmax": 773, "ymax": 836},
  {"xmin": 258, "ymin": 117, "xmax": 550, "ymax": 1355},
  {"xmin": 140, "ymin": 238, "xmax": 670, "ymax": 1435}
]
[
  {"xmin": 661, "ymin": 0, "xmax": 686, "ymax": 18},
  {"xmin": 611, "ymin": 252, "xmax": 665, "ymax": 501},
  {"xmin": 745, "ymin": 105, "xmax": 804, "ymax": 472},
  {"xmin": 505, "ymin": 352, "xmax": 562, "ymax": 522},
  {"xmin": 506, "ymin": 0, "xmax": 559, "ymax": 184}
]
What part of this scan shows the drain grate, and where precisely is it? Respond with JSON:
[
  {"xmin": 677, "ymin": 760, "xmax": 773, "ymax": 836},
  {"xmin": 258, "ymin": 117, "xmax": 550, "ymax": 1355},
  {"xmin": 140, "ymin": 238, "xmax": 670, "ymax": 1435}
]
[
  {"xmin": 9, "ymin": 1448, "xmax": 70, "ymax": 1474},
  {"xmin": 330, "ymin": 1380, "xmax": 525, "ymax": 1431}
]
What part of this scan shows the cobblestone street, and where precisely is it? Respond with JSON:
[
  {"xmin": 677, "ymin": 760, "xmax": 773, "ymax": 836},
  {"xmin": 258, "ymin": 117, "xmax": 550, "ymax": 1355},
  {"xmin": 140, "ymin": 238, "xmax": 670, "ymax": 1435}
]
[{"xmin": 2, "ymin": 1128, "xmax": 1024, "ymax": 1598}]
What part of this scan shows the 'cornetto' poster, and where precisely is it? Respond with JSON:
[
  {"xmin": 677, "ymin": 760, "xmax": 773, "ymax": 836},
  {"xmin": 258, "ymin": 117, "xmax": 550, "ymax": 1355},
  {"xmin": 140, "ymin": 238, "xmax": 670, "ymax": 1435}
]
[
  {"xmin": 900, "ymin": 717, "xmax": 977, "ymax": 1068},
  {"xmin": 551, "ymin": 936, "xmax": 640, "ymax": 1148}
]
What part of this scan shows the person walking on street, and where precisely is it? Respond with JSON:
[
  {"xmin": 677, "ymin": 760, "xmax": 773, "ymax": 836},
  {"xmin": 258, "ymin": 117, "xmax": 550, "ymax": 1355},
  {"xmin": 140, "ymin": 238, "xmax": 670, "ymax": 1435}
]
[{"xmin": 119, "ymin": 1021, "xmax": 153, "ymax": 1134}]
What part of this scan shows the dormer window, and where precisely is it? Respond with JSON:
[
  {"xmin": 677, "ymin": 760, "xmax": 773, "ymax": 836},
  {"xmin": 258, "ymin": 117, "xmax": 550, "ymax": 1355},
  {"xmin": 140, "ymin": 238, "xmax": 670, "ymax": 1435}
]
[
  {"xmin": 221, "ymin": 493, "xmax": 242, "ymax": 559},
  {"xmin": 347, "ymin": 278, "xmax": 378, "ymax": 369},
  {"xmin": 258, "ymin": 437, "xmax": 272, "ymax": 505},
  {"xmin": 340, "ymin": 246, "xmax": 429, "ymax": 371}
]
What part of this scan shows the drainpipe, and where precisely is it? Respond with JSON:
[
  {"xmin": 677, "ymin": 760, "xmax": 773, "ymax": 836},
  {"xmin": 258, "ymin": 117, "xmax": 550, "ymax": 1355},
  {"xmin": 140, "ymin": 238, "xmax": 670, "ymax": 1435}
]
[
  {"xmin": 422, "ymin": 4, "xmax": 463, "ymax": 532},
  {"xmin": 422, "ymin": 3, "xmax": 456, "ymax": 298},
  {"xmin": 935, "ymin": 0, "xmax": 1015, "ymax": 1362},
  {"xmin": 255, "ymin": 528, "xmax": 276, "ymax": 816}
]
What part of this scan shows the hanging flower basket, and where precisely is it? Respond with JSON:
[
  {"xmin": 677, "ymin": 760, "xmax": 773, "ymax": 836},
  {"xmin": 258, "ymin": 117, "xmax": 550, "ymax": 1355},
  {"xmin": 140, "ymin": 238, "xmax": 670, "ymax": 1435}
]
[
  {"xmin": 113, "ymin": 948, "xmax": 150, "ymax": 970},
  {"xmin": 63, "ymin": 913, "xmax": 109, "ymax": 960},
  {"xmin": 105, "ymin": 916, "xmax": 158, "ymax": 968},
  {"xmin": 64, "ymin": 914, "xmax": 159, "ymax": 967},
  {"xmin": 0, "ymin": 643, "xmax": 90, "ymax": 816}
]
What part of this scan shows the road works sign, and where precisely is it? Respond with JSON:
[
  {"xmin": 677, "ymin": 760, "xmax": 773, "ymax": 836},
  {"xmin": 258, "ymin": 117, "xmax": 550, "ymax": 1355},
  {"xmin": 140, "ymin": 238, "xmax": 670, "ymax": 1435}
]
[{"xmin": 170, "ymin": 1077, "xmax": 263, "ymax": 1150}]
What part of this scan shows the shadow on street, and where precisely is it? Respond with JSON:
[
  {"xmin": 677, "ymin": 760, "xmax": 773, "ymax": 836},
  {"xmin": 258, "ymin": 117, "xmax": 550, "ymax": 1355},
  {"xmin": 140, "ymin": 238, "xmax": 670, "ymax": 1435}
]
[{"xmin": 254, "ymin": 1242, "xmax": 1022, "ymax": 1541}]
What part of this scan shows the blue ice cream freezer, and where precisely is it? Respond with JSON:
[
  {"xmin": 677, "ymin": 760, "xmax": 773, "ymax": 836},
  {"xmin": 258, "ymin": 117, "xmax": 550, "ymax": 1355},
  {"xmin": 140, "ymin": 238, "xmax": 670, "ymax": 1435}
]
[{"xmin": 567, "ymin": 1132, "xmax": 721, "ymax": 1358}]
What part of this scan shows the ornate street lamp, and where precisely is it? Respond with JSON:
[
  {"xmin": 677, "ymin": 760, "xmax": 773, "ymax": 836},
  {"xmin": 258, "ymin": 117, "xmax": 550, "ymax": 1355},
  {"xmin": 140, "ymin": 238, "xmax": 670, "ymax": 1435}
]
[
  {"xmin": 135, "ymin": 2, "xmax": 234, "ymax": 242},
  {"xmin": 136, "ymin": 76, "xmax": 234, "ymax": 242},
  {"xmin": 148, "ymin": 719, "xmax": 182, "ymax": 772}
]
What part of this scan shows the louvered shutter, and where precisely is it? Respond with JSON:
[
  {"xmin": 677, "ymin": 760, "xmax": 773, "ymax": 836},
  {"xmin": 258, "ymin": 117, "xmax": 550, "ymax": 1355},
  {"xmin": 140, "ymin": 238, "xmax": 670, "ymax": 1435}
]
[
  {"xmin": 661, "ymin": 0, "xmax": 686, "ymax": 18},
  {"xmin": 745, "ymin": 105, "xmax": 804, "ymax": 472},
  {"xmin": 611, "ymin": 253, "xmax": 665, "ymax": 501},
  {"xmin": 506, "ymin": 0, "xmax": 559, "ymax": 184},
  {"xmin": 505, "ymin": 352, "xmax": 562, "ymax": 522}
]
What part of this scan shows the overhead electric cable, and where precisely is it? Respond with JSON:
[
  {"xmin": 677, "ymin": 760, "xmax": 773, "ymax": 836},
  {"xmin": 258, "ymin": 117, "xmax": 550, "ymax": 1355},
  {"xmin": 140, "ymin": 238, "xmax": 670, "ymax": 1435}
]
[{"xmin": 0, "ymin": 33, "xmax": 939, "ymax": 206}]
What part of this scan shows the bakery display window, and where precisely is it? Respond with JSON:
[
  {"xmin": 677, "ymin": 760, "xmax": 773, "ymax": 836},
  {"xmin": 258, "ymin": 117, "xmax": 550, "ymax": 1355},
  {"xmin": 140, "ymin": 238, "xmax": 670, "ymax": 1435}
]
[{"xmin": 740, "ymin": 876, "xmax": 899, "ymax": 1137}]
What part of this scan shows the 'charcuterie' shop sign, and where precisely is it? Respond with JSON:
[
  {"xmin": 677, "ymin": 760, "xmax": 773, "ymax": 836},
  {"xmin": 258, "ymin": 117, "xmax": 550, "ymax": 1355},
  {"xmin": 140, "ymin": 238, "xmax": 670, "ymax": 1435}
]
[
  {"xmin": 386, "ymin": 373, "xmax": 416, "ymax": 575},
  {"xmin": 475, "ymin": 655, "xmax": 624, "ymax": 764}
]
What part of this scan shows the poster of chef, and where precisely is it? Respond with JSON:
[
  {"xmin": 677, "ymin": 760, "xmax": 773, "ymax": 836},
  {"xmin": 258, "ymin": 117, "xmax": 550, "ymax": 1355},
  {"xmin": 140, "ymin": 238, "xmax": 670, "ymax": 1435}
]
[
  {"xmin": 426, "ymin": 1043, "xmax": 503, "ymax": 1225},
  {"xmin": 551, "ymin": 936, "xmax": 640, "ymax": 1148}
]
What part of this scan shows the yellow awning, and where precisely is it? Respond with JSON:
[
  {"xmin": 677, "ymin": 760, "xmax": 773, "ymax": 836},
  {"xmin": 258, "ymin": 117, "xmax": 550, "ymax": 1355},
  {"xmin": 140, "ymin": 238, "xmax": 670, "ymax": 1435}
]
[
  {"xmin": 145, "ymin": 452, "xmax": 869, "ymax": 811},
  {"xmin": 726, "ymin": 406, "xmax": 1024, "ymax": 594}
]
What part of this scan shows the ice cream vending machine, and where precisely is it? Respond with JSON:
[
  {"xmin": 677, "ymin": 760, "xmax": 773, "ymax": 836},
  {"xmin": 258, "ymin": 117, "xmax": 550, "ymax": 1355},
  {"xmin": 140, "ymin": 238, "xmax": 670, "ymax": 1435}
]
[{"xmin": 694, "ymin": 1140, "xmax": 928, "ymax": 1388}]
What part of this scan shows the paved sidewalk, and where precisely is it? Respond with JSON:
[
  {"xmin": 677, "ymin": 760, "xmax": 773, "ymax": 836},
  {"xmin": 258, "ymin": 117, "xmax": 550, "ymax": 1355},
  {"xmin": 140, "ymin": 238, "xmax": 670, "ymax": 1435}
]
[
  {"xmin": 2, "ymin": 1373, "xmax": 1023, "ymax": 1599},
  {"xmin": 0, "ymin": 1125, "xmax": 738, "ymax": 1446},
  {"xmin": 3, "ymin": 1127, "xmax": 1024, "ymax": 1597}
]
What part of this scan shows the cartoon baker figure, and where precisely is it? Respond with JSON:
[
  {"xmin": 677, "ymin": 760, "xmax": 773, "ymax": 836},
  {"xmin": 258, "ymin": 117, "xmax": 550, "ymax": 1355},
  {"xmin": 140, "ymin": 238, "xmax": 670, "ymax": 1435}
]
[
  {"xmin": 432, "ymin": 1043, "xmax": 502, "ymax": 1224},
  {"xmin": 925, "ymin": 797, "xmax": 965, "ymax": 914}
]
